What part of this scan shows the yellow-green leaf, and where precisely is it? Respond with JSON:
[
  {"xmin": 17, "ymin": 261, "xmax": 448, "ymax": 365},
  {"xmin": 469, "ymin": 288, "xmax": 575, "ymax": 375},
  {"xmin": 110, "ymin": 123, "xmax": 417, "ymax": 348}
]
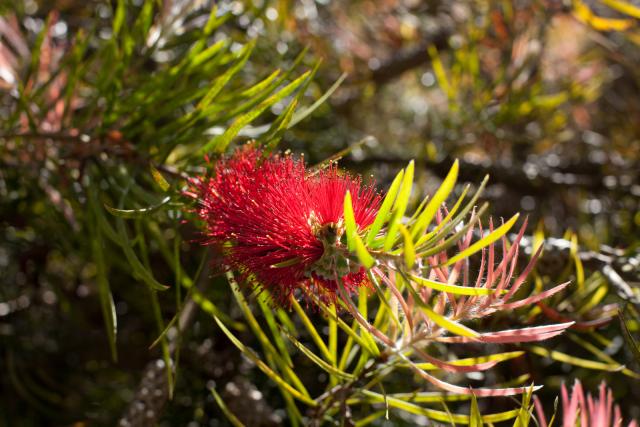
[
  {"xmin": 414, "ymin": 351, "xmax": 524, "ymax": 371},
  {"xmin": 602, "ymin": 0, "xmax": 640, "ymax": 18},
  {"xmin": 398, "ymin": 224, "xmax": 416, "ymax": 269},
  {"xmin": 213, "ymin": 315, "xmax": 317, "ymax": 406},
  {"xmin": 419, "ymin": 303, "xmax": 479, "ymax": 338},
  {"xmin": 411, "ymin": 275, "xmax": 496, "ymax": 296},
  {"xmin": 210, "ymin": 386, "xmax": 246, "ymax": 427},
  {"xmin": 344, "ymin": 191, "xmax": 376, "ymax": 268},
  {"xmin": 444, "ymin": 213, "xmax": 520, "ymax": 266},
  {"xmin": 150, "ymin": 165, "xmax": 170, "ymax": 192},
  {"xmin": 384, "ymin": 161, "xmax": 414, "ymax": 251},
  {"xmin": 411, "ymin": 160, "xmax": 459, "ymax": 240},
  {"xmin": 367, "ymin": 168, "xmax": 404, "ymax": 246}
]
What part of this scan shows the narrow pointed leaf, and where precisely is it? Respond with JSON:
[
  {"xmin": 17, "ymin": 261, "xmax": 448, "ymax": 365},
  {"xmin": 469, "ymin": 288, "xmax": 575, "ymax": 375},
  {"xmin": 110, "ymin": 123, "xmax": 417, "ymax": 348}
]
[
  {"xmin": 411, "ymin": 275, "xmax": 495, "ymax": 296},
  {"xmin": 444, "ymin": 213, "xmax": 520, "ymax": 266},
  {"xmin": 150, "ymin": 165, "xmax": 170, "ymax": 192},
  {"xmin": 414, "ymin": 351, "xmax": 524, "ymax": 371},
  {"xmin": 384, "ymin": 161, "xmax": 414, "ymax": 251},
  {"xmin": 212, "ymin": 315, "xmax": 317, "ymax": 406},
  {"xmin": 289, "ymin": 72, "xmax": 347, "ymax": 127},
  {"xmin": 411, "ymin": 160, "xmax": 459, "ymax": 240},
  {"xmin": 344, "ymin": 191, "xmax": 376, "ymax": 268},
  {"xmin": 104, "ymin": 196, "xmax": 171, "ymax": 219},
  {"xmin": 366, "ymin": 168, "xmax": 404, "ymax": 246},
  {"xmin": 210, "ymin": 386, "xmax": 246, "ymax": 427},
  {"xmin": 203, "ymin": 70, "xmax": 311, "ymax": 154},
  {"xmin": 280, "ymin": 327, "xmax": 355, "ymax": 380},
  {"xmin": 419, "ymin": 304, "xmax": 479, "ymax": 338},
  {"xmin": 398, "ymin": 224, "xmax": 415, "ymax": 269}
]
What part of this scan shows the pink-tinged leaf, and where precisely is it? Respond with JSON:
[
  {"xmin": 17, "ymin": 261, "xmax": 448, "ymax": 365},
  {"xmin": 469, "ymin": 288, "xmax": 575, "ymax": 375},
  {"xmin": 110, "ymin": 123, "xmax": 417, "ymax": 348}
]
[
  {"xmin": 436, "ymin": 322, "xmax": 574, "ymax": 344},
  {"xmin": 495, "ymin": 219, "xmax": 528, "ymax": 294},
  {"xmin": 336, "ymin": 283, "xmax": 395, "ymax": 347},
  {"xmin": 499, "ymin": 282, "xmax": 570, "ymax": 311},
  {"xmin": 537, "ymin": 303, "xmax": 615, "ymax": 331},
  {"xmin": 374, "ymin": 267, "xmax": 414, "ymax": 331},
  {"xmin": 503, "ymin": 244, "xmax": 544, "ymax": 301},
  {"xmin": 486, "ymin": 219, "xmax": 495, "ymax": 288},
  {"xmin": 404, "ymin": 357, "xmax": 541, "ymax": 397},
  {"xmin": 533, "ymin": 395, "xmax": 548, "ymax": 427}
]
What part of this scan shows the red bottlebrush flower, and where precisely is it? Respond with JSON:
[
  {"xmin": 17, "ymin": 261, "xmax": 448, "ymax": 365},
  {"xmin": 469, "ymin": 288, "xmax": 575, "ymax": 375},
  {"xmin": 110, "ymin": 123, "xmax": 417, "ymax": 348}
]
[{"xmin": 188, "ymin": 145, "xmax": 381, "ymax": 305}]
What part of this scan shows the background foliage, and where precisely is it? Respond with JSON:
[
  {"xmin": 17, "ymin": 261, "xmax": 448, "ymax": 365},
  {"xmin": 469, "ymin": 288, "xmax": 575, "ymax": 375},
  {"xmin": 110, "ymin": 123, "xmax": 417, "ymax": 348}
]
[{"xmin": 1, "ymin": 0, "xmax": 640, "ymax": 426}]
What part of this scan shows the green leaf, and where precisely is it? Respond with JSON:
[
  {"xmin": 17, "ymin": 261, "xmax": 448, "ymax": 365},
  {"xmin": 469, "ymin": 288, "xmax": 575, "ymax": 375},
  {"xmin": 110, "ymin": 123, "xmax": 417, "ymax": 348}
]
[
  {"xmin": 398, "ymin": 224, "xmax": 416, "ymax": 269},
  {"xmin": 416, "ymin": 176, "xmax": 488, "ymax": 249},
  {"xmin": 89, "ymin": 212, "xmax": 118, "ymax": 362},
  {"xmin": 444, "ymin": 213, "xmax": 520, "ymax": 266},
  {"xmin": 150, "ymin": 166, "xmax": 170, "ymax": 192},
  {"xmin": 229, "ymin": 274, "xmax": 311, "ymax": 396},
  {"xmin": 309, "ymin": 292, "xmax": 378, "ymax": 357},
  {"xmin": 528, "ymin": 345, "xmax": 627, "ymax": 372},
  {"xmin": 411, "ymin": 160, "xmax": 459, "ymax": 241},
  {"xmin": 262, "ymin": 98, "xmax": 298, "ymax": 151},
  {"xmin": 280, "ymin": 327, "xmax": 355, "ymax": 380},
  {"xmin": 203, "ymin": 70, "xmax": 311, "ymax": 154},
  {"xmin": 414, "ymin": 352, "xmax": 524, "ymax": 370},
  {"xmin": 404, "ymin": 282, "xmax": 480, "ymax": 338},
  {"xmin": 114, "ymin": 216, "xmax": 168, "ymax": 291},
  {"xmin": 291, "ymin": 298, "xmax": 334, "ymax": 363},
  {"xmin": 196, "ymin": 41, "xmax": 257, "ymax": 110},
  {"xmin": 417, "ymin": 204, "xmax": 489, "ymax": 258},
  {"xmin": 344, "ymin": 191, "xmax": 376, "ymax": 268},
  {"xmin": 112, "ymin": 0, "xmax": 126, "ymax": 37},
  {"xmin": 289, "ymin": 72, "xmax": 347, "ymax": 127},
  {"xmin": 210, "ymin": 386, "xmax": 246, "ymax": 427},
  {"xmin": 366, "ymin": 168, "xmax": 404, "ymax": 246},
  {"xmin": 427, "ymin": 45, "xmax": 454, "ymax": 99},
  {"xmin": 256, "ymin": 296, "xmax": 294, "ymax": 366},
  {"xmin": 470, "ymin": 394, "xmax": 484, "ymax": 427},
  {"xmin": 358, "ymin": 390, "xmax": 518, "ymax": 424},
  {"xmin": 213, "ymin": 315, "xmax": 317, "ymax": 406},
  {"xmin": 384, "ymin": 161, "xmax": 414, "ymax": 251},
  {"xmin": 421, "ymin": 305, "xmax": 479, "ymax": 338},
  {"xmin": 354, "ymin": 411, "xmax": 387, "ymax": 427},
  {"xmin": 104, "ymin": 196, "xmax": 171, "ymax": 219},
  {"xmin": 513, "ymin": 385, "xmax": 535, "ymax": 427},
  {"xmin": 410, "ymin": 274, "xmax": 496, "ymax": 296},
  {"xmin": 619, "ymin": 309, "xmax": 640, "ymax": 366},
  {"xmin": 601, "ymin": 0, "xmax": 640, "ymax": 18}
]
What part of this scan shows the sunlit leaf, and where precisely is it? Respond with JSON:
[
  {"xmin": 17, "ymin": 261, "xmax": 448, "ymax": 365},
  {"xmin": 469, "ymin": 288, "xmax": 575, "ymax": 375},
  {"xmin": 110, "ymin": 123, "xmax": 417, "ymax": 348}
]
[
  {"xmin": 289, "ymin": 72, "xmax": 347, "ymax": 127},
  {"xmin": 470, "ymin": 394, "xmax": 483, "ymax": 427},
  {"xmin": 358, "ymin": 390, "xmax": 519, "ymax": 424},
  {"xmin": 411, "ymin": 274, "xmax": 495, "ymax": 296},
  {"xmin": 444, "ymin": 213, "xmax": 520, "ymax": 266},
  {"xmin": 280, "ymin": 327, "xmax": 355, "ymax": 380},
  {"xmin": 528, "ymin": 345, "xmax": 628, "ymax": 372},
  {"xmin": 398, "ymin": 224, "xmax": 415, "ymax": 269},
  {"xmin": 411, "ymin": 159, "xmax": 459, "ymax": 240},
  {"xmin": 573, "ymin": 0, "xmax": 633, "ymax": 31},
  {"xmin": 212, "ymin": 315, "xmax": 317, "ymax": 406},
  {"xmin": 367, "ymin": 168, "xmax": 404, "ymax": 246},
  {"xmin": 384, "ymin": 161, "xmax": 414, "ymax": 251},
  {"xmin": 602, "ymin": 0, "xmax": 640, "ymax": 18},
  {"xmin": 203, "ymin": 70, "xmax": 311, "ymax": 153},
  {"xmin": 344, "ymin": 191, "xmax": 376, "ymax": 268},
  {"xmin": 104, "ymin": 196, "xmax": 171, "ymax": 219}
]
